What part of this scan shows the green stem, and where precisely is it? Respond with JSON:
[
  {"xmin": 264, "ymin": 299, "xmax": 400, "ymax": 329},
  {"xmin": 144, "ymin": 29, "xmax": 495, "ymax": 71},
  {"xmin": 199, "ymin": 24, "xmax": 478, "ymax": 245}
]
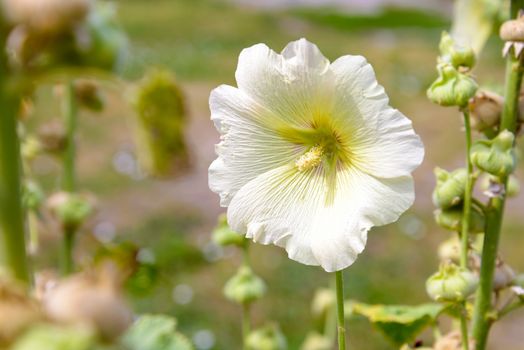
[
  {"xmin": 60, "ymin": 81, "xmax": 78, "ymax": 275},
  {"xmin": 0, "ymin": 21, "xmax": 30, "ymax": 285},
  {"xmin": 471, "ymin": 2, "xmax": 524, "ymax": 346},
  {"xmin": 498, "ymin": 300, "xmax": 524, "ymax": 318},
  {"xmin": 335, "ymin": 270, "xmax": 346, "ymax": 350},
  {"xmin": 62, "ymin": 81, "xmax": 77, "ymax": 193},
  {"xmin": 460, "ymin": 303, "xmax": 470, "ymax": 350},
  {"xmin": 460, "ymin": 110, "xmax": 474, "ymax": 269},
  {"xmin": 242, "ymin": 302, "xmax": 250, "ymax": 349}
]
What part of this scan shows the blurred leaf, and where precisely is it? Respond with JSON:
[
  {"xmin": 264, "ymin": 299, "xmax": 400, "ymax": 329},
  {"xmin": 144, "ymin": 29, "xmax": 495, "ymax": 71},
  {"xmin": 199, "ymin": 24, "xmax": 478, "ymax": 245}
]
[
  {"xmin": 346, "ymin": 301, "xmax": 445, "ymax": 346},
  {"xmin": 121, "ymin": 314, "xmax": 193, "ymax": 350},
  {"xmin": 11, "ymin": 324, "xmax": 95, "ymax": 350}
]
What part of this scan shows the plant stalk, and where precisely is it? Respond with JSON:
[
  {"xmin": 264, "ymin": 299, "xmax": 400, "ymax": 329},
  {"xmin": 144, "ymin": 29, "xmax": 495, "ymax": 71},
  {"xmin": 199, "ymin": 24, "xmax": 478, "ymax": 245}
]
[
  {"xmin": 60, "ymin": 81, "xmax": 78, "ymax": 275},
  {"xmin": 460, "ymin": 110, "xmax": 474, "ymax": 269},
  {"xmin": 335, "ymin": 270, "xmax": 346, "ymax": 350},
  {"xmin": 471, "ymin": 1, "xmax": 524, "ymax": 347},
  {"xmin": 0, "ymin": 21, "xmax": 30, "ymax": 285},
  {"xmin": 460, "ymin": 303, "xmax": 470, "ymax": 350}
]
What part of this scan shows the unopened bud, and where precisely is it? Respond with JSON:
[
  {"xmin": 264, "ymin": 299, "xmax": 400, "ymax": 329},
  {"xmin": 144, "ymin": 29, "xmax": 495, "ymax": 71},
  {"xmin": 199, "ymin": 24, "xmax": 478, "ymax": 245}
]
[
  {"xmin": 21, "ymin": 137, "xmax": 42, "ymax": 161},
  {"xmin": 471, "ymin": 130, "xmax": 516, "ymax": 178},
  {"xmin": 468, "ymin": 91, "xmax": 503, "ymax": 132},
  {"xmin": 311, "ymin": 288, "xmax": 335, "ymax": 321},
  {"xmin": 501, "ymin": 12, "xmax": 524, "ymax": 57},
  {"xmin": 212, "ymin": 213, "xmax": 246, "ymax": 248},
  {"xmin": 47, "ymin": 192, "xmax": 94, "ymax": 231},
  {"xmin": 492, "ymin": 260, "xmax": 516, "ymax": 291},
  {"xmin": 427, "ymin": 64, "xmax": 478, "ymax": 107},
  {"xmin": 481, "ymin": 174, "xmax": 520, "ymax": 198},
  {"xmin": 433, "ymin": 167, "xmax": 467, "ymax": 209},
  {"xmin": 434, "ymin": 206, "xmax": 484, "ymax": 233},
  {"xmin": 426, "ymin": 263, "xmax": 478, "ymax": 302},
  {"xmin": 44, "ymin": 271, "xmax": 133, "ymax": 340},
  {"xmin": 301, "ymin": 332, "xmax": 332, "ymax": 350},
  {"xmin": 437, "ymin": 237, "xmax": 461, "ymax": 263},
  {"xmin": 223, "ymin": 266, "xmax": 266, "ymax": 305},
  {"xmin": 439, "ymin": 32, "xmax": 476, "ymax": 69},
  {"xmin": 246, "ymin": 323, "xmax": 287, "ymax": 350}
]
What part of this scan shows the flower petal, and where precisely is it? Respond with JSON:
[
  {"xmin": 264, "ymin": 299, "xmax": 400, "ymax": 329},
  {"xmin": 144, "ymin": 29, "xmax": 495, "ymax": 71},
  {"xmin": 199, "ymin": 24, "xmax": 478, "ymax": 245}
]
[
  {"xmin": 209, "ymin": 85, "xmax": 298, "ymax": 206},
  {"xmin": 235, "ymin": 39, "xmax": 333, "ymax": 127},
  {"xmin": 227, "ymin": 165, "xmax": 414, "ymax": 272}
]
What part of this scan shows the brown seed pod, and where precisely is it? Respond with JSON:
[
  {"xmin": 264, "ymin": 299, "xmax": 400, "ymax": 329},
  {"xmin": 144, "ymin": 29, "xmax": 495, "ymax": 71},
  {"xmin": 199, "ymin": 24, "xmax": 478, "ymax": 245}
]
[{"xmin": 468, "ymin": 91, "xmax": 503, "ymax": 131}]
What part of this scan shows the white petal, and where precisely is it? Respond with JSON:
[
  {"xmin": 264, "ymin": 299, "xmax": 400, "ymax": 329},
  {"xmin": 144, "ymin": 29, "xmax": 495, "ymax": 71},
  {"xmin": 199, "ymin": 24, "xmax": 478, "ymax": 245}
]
[
  {"xmin": 227, "ymin": 165, "xmax": 414, "ymax": 272},
  {"xmin": 208, "ymin": 85, "xmax": 297, "ymax": 206},
  {"xmin": 235, "ymin": 39, "xmax": 333, "ymax": 126},
  {"xmin": 329, "ymin": 55, "xmax": 424, "ymax": 178}
]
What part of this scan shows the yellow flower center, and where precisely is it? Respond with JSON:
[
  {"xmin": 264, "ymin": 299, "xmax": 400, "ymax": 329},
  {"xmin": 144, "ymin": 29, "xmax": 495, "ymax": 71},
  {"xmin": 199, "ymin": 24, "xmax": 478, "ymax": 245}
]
[{"xmin": 295, "ymin": 145, "xmax": 324, "ymax": 171}]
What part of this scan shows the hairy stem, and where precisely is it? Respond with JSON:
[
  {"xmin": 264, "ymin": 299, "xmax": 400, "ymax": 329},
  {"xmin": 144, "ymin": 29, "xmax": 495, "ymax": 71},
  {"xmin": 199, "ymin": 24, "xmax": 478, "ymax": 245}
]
[
  {"xmin": 0, "ymin": 22, "xmax": 30, "ymax": 285},
  {"xmin": 471, "ymin": 2, "xmax": 524, "ymax": 347},
  {"xmin": 335, "ymin": 270, "xmax": 346, "ymax": 350},
  {"xmin": 460, "ymin": 110, "xmax": 474, "ymax": 269}
]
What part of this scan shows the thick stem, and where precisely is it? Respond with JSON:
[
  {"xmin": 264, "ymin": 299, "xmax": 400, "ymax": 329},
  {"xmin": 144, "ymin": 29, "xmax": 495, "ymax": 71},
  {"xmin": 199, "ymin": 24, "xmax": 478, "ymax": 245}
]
[
  {"xmin": 460, "ymin": 110, "xmax": 474, "ymax": 269},
  {"xmin": 335, "ymin": 270, "xmax": 346, "ymax": 350},
  {"xmin": 60, "ymin": 81, "xmax": 78, "ymax": 275},
  {"xmin": 471, "ymin": 2, "xmax": 524, "ymax": 346},
  {"xmin": 0, "ymin": 21, "xmax": 30, "ymax": 285}
]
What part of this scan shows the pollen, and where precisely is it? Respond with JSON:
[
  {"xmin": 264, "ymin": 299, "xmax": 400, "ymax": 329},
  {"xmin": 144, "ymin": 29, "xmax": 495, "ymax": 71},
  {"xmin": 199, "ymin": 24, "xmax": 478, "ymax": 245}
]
[{"xmin": 295, "ymin": 145, "xmax": 324, "ymax": 171}]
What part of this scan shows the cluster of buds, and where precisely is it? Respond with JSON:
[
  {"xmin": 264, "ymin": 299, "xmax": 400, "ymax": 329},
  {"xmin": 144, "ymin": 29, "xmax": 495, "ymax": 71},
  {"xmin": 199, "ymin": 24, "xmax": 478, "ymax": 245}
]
[
  {"xmin": 3, "ymin": 0, "xmax": 127, "ymax": 72},
  {"xmin": 426, "ymin": 262, "xmax": 478, "ymax": 302},
  {"xmin": 427, "ymin": 32, "xmax": 478, "ymax": 108},
  {"xmin": 131, "ymin": 69, "xmax": 189, "ymax": 177},
  {"xmin": 223, "ymin": 265, "xmax": 266, "ymax": 305}
]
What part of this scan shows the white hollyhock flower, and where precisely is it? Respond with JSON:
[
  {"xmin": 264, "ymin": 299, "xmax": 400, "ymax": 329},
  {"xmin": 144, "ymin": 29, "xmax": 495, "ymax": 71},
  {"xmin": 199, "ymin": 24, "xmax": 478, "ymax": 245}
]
[{"xmin": 209, "ymin": 39, "xmax": 424, "ymax": 272}]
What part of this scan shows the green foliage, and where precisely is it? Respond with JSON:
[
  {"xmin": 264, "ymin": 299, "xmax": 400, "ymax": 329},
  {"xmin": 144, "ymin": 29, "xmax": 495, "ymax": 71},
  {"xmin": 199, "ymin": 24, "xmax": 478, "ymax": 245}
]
[
  {"xmin": 122, "ymin": 314, "xmax": 193, "ymax": 350},
  {"xmin": 132, "ymin": 69, "xmax": 188, "ymax": 177},
  {"xmin": 346, "ymin": 302, "xmax": 445, "ymax": 346},
  {"xmin": 10, "ymin": 324, "xmax": 95, "ymax": 350}
]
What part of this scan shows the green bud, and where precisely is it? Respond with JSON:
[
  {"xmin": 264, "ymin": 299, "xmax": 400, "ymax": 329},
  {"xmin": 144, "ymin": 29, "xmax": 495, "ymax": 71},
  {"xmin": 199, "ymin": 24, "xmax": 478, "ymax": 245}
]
[
  {"xmin": 223, "ymin": 266, "xmax": 266, "ymax": 305},
  {"xmin": 426, "ymin": 263, "xmax": 478, "ymax": 302},
  {"xmin": 246, "ymin": 323, "xmax": 287, "ymax": 350},
  {"xmin": 434, "ymin": 206, "xmax": 484, "ymax": 233},
  {"xmin": 439, "ymin": 32, "xmax": 476, "ymax": 69},
  {"xmin": 21, "ymin": 137, "xmax": 42, "ymax": 162},
  {"xmin": 47, "ymin": 192, "xmax": 94, "ymax": 231},
  {"xmin": 212, "ymin": 213, "xmax": 246, "ymax": 247},
  {"xmin": 471, "ymin": 130, "xmax": 516, "ymax": 177},
  {"xmin": 432, "ymin": 167, "xmax": 467, "ymax": 209},
  {"xmin": 481, "ymin": 174, "xmax": 520, "ymax": 197},
  {"xmin": 300, "ymin": 332, "xmax": 332, "ymax": 350},
  {"xmin": 22, "ymin": 181, "xmax": 45, "ymax": 211},
  {"xmin": 427, "ymin": 63, "xmax": 478, "ymax": 107},
  {"xmin": 132, "ymin": 69, "xmax": 189, "ymax": 177}
]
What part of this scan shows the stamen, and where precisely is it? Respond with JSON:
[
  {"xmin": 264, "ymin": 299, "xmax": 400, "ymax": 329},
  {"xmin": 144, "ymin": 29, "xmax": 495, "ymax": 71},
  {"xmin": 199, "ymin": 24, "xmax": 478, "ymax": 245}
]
[{"xmin": 295, "ymin": 145, "xmax": 324, "ymax": 171}]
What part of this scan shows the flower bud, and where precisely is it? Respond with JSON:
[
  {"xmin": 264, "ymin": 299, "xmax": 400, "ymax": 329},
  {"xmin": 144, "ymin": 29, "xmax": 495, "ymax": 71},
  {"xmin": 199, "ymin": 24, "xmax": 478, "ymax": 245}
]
[
  {"xmin": 212, "ymin": 213, "xmax": 247, "ymax": 247},
  {"xmin": 434, "ymin": 206, "xmax": 484, "ymax": 233},
  {"xmin": 427, "ymin": 63, "xmax": 478, "ymax": 107},
  {"xmin": 426, "ymin": 263, "xmax": 478, "ymax": 302},
  {"xmin": 246, "ymin": 323, "xmax": 287, "ymax": 350},
  {"xmin": 439, "ymin": 32, "xmax": 476, "ymax": 69},
  {"xmin": 432, "ymin": 167, "xmax": 467, "ymax": 209},
  {"xmin": 501, "ymin": 13, "xmax": 524, "ymax": 57},
  {"xmin": 300, "ymin": 332, "xmax": 332, "ymax": 350},
  {"xmin": 311, "ymin": 288, "xmax": 335, "ymax": 322},
  {"xmin": 44, "ymin": 270, "xmax": 133, "ymax": 340},
  {"xmin": 492, "ymin": 260, "xmax": 516, "ymax": 291},
  {"xmin": 22, "ymin": 180, "xmax": 45, "ymax": 211},
  {"xmin": 437, "ymin": 237, "xmax": 461, "ymax": 263},
  {"xmin": 471, "ymin": 130, "xmax": 516, "ymax": 178},
  {"xmin": 131, "ymin": 69, "xmax": 189, "ymax": 177},
  {"xmin": 468, "ymin": 90, "xmax": 503, "ymax": 132},
  {"xmin": 223, "ymin": 266, "xmax": 266, "ymax": 305},
  {"xmin": 74, "ymin": 80, "xmax": 104, "ymax": 112},
  {"xmin": 481, "ymin": 174, "xmax": 520, "ymax": 198},
  {"xmin": 3, "ymin": 0, "xmax": 91, "ymax": 33},
  {"xmin": 46, "ymin": 192, "xmax": 94, "ymax": 231}
]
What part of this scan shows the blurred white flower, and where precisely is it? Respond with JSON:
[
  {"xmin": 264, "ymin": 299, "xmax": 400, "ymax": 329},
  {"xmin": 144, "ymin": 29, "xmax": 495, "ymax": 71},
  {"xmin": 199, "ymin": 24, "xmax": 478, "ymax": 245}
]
[{"xmin": 208, "ymin": 38, "xmax": 424, "ymax": 272}]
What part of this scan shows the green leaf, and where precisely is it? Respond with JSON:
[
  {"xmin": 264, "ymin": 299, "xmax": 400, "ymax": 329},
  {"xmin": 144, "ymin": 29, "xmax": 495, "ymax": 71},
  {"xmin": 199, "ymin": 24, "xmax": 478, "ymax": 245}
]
[
  {"xmin": 121, "ymin": 314, "xmax": 193, "ymax": 350},
  {"xmin": 10, "ymin": 324, "xmax": 95, "ymax": 350},
  {"xmin": 346, "ymin": 302, "xmax": 445, "ymax": 346}
]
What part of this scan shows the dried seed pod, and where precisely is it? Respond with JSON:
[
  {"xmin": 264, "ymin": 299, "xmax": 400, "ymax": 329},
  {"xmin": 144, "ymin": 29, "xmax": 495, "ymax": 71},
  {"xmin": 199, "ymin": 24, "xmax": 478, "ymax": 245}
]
[{"xmin": 468, "ymin": 90, "xmax": 503, "ymax": 132}]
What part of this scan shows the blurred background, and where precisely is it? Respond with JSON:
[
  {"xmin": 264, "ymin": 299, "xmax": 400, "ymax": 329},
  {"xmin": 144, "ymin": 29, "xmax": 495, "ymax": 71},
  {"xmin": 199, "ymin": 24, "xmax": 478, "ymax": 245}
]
[{"xmin": 26, "ymin": 0, "xmax": 524, "ymax": 349}]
